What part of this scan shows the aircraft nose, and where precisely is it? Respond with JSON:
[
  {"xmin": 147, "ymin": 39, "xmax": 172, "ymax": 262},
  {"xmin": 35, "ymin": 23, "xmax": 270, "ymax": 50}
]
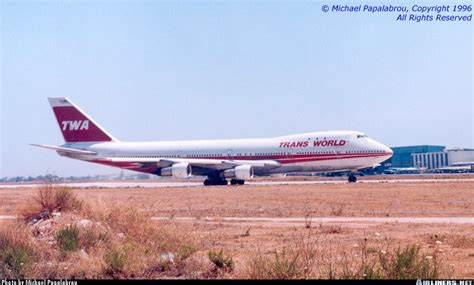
[
  {"xmin": 369, "ymin": 138, "xmax": 393, "ymax": 158},
  {"xmin": 376, "ymin": 143, "xmax": 393, "ymax": 164},
  {"xmin": 385, "ymin": 146, "xmax": 393, "ymax": 156},
  {"xmin": 376, "ymin": 142, "xmax": 392, "ymax": 155}
]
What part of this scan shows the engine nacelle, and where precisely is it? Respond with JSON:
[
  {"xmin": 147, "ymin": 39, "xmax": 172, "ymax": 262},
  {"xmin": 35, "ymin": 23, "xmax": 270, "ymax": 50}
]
[
  {"xmin": 223, "ymin": 165, "xmax": 254, "ymax": 180},
  {"xmin": 160, "ymin": 163, "xmax": 192, "ymax": 178}
]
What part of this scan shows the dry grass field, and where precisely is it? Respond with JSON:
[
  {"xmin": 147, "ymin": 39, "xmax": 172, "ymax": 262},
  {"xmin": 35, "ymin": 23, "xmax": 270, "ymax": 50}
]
[{"xmin": 0, "ymin": 178, "xmax": 473, "ymax": 279}]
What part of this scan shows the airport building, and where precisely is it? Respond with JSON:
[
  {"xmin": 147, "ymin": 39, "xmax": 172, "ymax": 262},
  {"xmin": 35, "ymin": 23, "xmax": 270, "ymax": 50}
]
[
  {"xmin": 412, "ymin": 149, "xmax": 448, "ymax": 169},
  {"xmin": 384, "ymin": 145, "xmax": 474, "ymax": 170},
  {"xmin": 384, "ymin": 145, "xmax": 445, "ymax": 168},
  {"xmin": 446, "ymin": 148, "xmax": 474, "ymax": 165}
]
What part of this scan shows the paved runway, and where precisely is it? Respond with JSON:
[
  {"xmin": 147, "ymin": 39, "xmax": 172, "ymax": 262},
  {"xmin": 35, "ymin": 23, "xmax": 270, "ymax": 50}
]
[
  {"xmin": 1, "ymin": 178, "xmax": 474, "ymax": 189},
  {"xmin": 0, "ymin": 215, "xmax": 17, "ymax": 220},
  {"xmin": 2, "ymin": 215, "xmax": 473, "ymax": 224},
  {"xmin": 150, "ymin": 216, "xmax": 474, "ymax": 225}
]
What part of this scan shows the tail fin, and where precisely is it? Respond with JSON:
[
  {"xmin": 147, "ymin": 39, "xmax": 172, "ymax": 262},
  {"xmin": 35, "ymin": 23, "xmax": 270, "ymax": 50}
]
[{"xmin": 48, "ymin": 97, "xmax": 118, "ymax": 143}]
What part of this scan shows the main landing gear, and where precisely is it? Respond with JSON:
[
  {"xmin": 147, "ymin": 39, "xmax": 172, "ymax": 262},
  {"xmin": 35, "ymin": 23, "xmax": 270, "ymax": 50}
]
[
  {"xmin": 348, "ymin": 173, "xmax": 357, "ymax": 183},
  {"xmin": 230, "ymin": 179, "xmax": 245, "ymax": 185},
  {"xmin": 203, "ymin": 178, "xmax": 246, "ymax": 186},
  {"xmin": 203, "ymin": 178, "xmax": 228, "ymax": 186}
]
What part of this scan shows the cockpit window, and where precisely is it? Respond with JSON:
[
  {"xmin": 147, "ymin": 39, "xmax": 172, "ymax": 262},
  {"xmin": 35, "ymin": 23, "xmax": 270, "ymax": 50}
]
[{"xmin": 357, "ymin": 134, "xmax": 368, "ymax": 138}]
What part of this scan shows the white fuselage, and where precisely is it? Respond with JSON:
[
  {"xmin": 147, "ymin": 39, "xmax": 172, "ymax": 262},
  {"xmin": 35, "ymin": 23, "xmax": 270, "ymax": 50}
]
[{"xmin": 62, "ymin": 130, "xmax": 393, "ymax": 176}]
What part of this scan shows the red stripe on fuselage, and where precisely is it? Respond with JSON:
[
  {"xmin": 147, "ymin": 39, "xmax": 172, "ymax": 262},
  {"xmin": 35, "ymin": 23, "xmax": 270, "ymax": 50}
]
[
  {"xmin": 176, "ymin": 152, "xmax": 390, "ymax": 163},
  {"xmin": 276, "ymin": 153, "xmax": 388, "ymax": 164},
  {"xmin": 87, "ymin": 152, "xmax": 390, "ymax": 172}
]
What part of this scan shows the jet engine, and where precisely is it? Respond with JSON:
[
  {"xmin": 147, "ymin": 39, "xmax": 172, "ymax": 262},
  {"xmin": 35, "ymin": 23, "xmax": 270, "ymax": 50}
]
[
  {"xmin": 223, "ymin": 165, "xmax": 254, "ymax": 180},
  {"xmin": 160, "ymin": 163, "xmax": 192, "ymax": 178}
]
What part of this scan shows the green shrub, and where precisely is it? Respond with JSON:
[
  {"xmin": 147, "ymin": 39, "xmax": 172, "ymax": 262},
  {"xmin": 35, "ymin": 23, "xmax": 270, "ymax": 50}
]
[
  {"xmin": 56, "ymin": 225, "xmax": 80, "ymax": 252},
  {"xmin": 271, "ymin": 249, "xmax": 302, "ymax": 279},
  {"xmin": 208, "ymin": 249, "xmax": 234, "ymax": 271},
  {"xmin": 179, "ymin": 243, "xmax": 197, "ymax": 260},
  {"xmin": 247, "ymin": 249, "xmax": 302, "ymax": 279},
  {"xmin": 104, "ymin": 247, "xmax": 127, "ymax": 275},
  {"xmin": 380, "ymin": 244, "xmax": 439, "ymax": 279},
  {"xmin": 80, "ymin": 227, "xmax": 108, "ymax": 250},
  {"xmin": 0, "ymin": 226, "xmax": 35, "ymax": 279},
  {"xmin": 1, "ymin": 246, "xmax": 34, "ymax": 278},
  {"xmin": 362, "ymin": 264, "xmax": 384, "ymax": 280}
]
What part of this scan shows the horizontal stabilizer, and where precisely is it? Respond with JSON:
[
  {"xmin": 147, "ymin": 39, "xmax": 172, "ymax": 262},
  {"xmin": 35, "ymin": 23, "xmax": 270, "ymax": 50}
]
[{"xmin": 31, "ymin": 144, "xmax": 97, "ymax": 155}]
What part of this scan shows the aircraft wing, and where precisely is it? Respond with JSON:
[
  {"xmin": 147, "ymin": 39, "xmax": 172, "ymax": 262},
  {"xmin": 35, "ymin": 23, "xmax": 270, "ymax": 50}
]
[{"xmin": 92, "ymin": 157, "xmax": 281, "ymax": 171}]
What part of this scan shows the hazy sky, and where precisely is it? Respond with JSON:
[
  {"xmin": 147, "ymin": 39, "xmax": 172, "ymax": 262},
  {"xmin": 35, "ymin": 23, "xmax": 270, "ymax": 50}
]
[{"xmin": 1, "ymin": 1, "xmax": 472, "ymax": 177}]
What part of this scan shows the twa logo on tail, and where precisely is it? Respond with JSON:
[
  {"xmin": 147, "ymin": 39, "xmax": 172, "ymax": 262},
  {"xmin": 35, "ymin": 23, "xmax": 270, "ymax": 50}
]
[
  {"xmin": 48, "ymin": 97, "xmax": 116, "ymax": 142},
  {"xmin": 61, "ymin": 120, "xmax": 90, "ymax": 131}
]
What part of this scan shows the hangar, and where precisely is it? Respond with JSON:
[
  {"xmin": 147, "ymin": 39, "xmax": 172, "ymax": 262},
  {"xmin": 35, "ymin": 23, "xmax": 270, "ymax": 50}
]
[{"xmin": 383, "ymin": 145, "xmax": 474, "ymax": 170}]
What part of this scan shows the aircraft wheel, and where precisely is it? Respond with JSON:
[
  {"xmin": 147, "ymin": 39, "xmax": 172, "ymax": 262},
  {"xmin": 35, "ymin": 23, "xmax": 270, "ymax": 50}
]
[
  {"xmin": 230, "ymin": 179, "xmax": 245, "ymax": 185},
  {"xmin": 348, "ymin": 174, "xmax": 357, "ymax": 183},
  {"xmin": 204, "ymin": 178, "xmax": 228, "ymax": 186}
]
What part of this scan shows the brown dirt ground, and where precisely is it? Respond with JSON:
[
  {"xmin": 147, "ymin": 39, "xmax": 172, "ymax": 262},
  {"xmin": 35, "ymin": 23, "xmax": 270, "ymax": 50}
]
[
  {"xmin": 1, "ymin": 180, "xmax": 473, "ymax": 217},
  {"xmin": 1, "ymin": 179, "xmax": 473, "ymax": 278}
]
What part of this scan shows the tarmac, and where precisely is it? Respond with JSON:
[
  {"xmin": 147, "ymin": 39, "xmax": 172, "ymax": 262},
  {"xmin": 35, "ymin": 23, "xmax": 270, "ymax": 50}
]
[
  {"xmin": 1, "ymin": 178, "xmax": 474, "ymax": 189},
  {"xmin": 2, "ymin": 215, "xmax": 473, "ymax": 224}
]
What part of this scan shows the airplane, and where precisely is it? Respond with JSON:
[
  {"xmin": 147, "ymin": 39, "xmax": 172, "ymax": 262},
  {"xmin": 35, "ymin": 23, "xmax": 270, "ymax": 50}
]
[{"xmin": 33, "ymin": 97, "xmax": 393, "ymax": 185}]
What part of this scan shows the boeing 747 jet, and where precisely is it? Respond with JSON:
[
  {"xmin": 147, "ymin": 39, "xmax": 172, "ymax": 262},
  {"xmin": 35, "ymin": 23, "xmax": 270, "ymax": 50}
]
[{"xmin": 33, "ymin": 98, "xmax": 393, "ymax": 185}]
